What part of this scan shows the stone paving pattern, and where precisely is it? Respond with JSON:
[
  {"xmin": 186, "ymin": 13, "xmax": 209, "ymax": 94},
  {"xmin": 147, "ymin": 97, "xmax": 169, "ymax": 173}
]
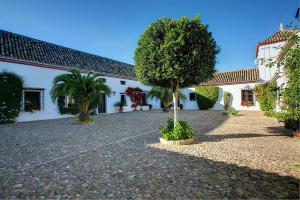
[{"xmin": 0, "ymin": 110, "xmax": 299, "ymax": 199}]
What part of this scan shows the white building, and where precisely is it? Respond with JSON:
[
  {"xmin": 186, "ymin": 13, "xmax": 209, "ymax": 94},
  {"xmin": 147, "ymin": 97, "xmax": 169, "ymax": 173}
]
[
  {"xmin": 256, "ymin": 24, "xmax": 300, "ymax": 111},
  {"xmin": 182, "ymin": 24, "xmax": 298, "ymax": 112},
  {"xmin": 0, "ymin": 30, "xmax": 162, "ymax": 122},
  {"xmin": 186, "ymin": 68, "xmax": 260, "ymax": 111},
  {"xmin": 0, "ymin": 25, "xmax": 296, "ymax": 122}
]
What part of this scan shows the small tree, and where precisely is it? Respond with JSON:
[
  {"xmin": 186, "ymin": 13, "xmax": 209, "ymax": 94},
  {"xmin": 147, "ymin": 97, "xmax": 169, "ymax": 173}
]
[
  {"xmin": 148, "ymin": 87, "xmax": 186, "ymax": 112},
  {"xmin": 125, "ymin": 87, "xmax": 143, "ymax": 110},
  {"xmin": 51, "ymin": 69, "xmax": 111, "ymax": 122},
  {"xmin": 135, "ymin": 16, "xmax": 219, "ymax": 127},
  {"xmin": 223, "ymin": 91, "xmax": 231, "ymax": 111}
]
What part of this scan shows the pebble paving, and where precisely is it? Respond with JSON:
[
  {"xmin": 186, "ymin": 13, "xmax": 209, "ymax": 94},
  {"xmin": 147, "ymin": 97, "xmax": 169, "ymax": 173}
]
[{"xmin": 0, "ymin": 110, "xmax": 299, "ymax": 199}]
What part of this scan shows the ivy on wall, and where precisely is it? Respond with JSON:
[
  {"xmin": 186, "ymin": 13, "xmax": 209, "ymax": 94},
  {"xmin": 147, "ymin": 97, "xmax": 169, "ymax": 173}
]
[
  {"xmin": 195, "ymin": 86, "xmax": 218, "ymax": 110},
  {"xmin": 0, "ymin": 71, "xmax": 23, "ymax": 124}
]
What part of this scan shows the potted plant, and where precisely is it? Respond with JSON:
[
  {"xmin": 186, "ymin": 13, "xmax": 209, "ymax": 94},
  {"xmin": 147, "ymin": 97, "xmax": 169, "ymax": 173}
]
[
  {"xmin": 159, "ymin": 118, "xmax": 195, "ymax": 145},
  {"xmin": 241, "ymin": 100, "xmax": 253, "ymax": 107},
  {"xmin": 114, "ymin": 101, "xmax": 126, "ymax": 112}
]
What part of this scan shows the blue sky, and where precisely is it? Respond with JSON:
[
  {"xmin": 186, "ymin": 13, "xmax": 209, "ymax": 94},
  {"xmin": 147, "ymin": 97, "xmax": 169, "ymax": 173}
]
[{"xmin": 0, "ymin": 0, "xmax": 298, "ymax": 72}]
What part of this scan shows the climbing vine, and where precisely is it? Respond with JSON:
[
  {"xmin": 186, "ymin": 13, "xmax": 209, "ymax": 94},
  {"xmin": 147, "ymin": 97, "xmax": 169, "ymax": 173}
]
[{"xmin": 254, "ymin": 81, "xmax": 277, "ymax": 117}]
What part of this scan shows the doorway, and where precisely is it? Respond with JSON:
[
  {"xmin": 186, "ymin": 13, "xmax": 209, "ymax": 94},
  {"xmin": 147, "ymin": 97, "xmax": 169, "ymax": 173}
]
[{"xmin": 98, "ymin": 93, "xmax": 106, "ymax": 113}]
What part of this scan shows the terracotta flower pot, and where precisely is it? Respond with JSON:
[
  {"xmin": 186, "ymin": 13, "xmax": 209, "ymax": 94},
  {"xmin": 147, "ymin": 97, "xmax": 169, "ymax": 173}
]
[
  {"xmin": 293, "ymin": 131, "xmax": 300, "ymax": 138},
  {"xmin": 119, "ymin": 107, "xmax": 124, "ymax": 113}
]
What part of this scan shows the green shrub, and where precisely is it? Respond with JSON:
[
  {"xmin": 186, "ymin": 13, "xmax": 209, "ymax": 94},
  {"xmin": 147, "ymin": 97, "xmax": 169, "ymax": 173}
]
[
  {"xmin": 195, "ymin": 86, "xmax": 218, "ymax": 110},
  {"xmin": 160, "ymin": 118, "xmax": 195, "ymax": 140},
  {"xmin": 0, "ymin": 72, "xmax": 23, "ymax": 124},
  {"xmin": 223, "ymin": 91, "xmax": 231, "ymax": 110},
  {"xmin": 75, "ymin": 117, "xmax": 95, "ymax": 124},
  {"xmin": 114, "ymin": 101, "xmax": 127, "ymax": 108},
  {"xmin": 223, "ymin": 109, "xmax": 239, "ymax": 116},
  {"xmin": 254, "ymin": 81, "xmax": 277, "ymax": 116},
  {"xmin": 57, "ymin": 96, "xmax": 80, "ymax": 115}
]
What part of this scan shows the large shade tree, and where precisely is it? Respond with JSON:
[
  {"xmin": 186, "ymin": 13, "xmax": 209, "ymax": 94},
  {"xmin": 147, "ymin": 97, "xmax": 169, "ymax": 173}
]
[
  {"xmin": 51, "ymin": 69, "xmax": 111, "ymax": 122},
  {"xmin": 134, "ymin": 16, "xmax": 219, "ymax": 127}
]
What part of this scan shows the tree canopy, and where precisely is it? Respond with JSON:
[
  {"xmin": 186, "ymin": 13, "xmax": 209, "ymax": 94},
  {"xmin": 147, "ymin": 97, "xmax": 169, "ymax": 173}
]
[
  {"xmin": 134, "ymin": 16, "xmax": 219, "ymax": 89},
  {"xmin": 51, "ymin": 69, "xmax": 111, "ymax": 122},
  {"xmin": 135, "ymin": 15, "xmax": 219, "ymax": 129}
]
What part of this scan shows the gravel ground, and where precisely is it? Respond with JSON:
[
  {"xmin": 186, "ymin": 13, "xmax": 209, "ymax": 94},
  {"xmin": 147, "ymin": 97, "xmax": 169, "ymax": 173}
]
[{"xmin": 0, "ymin": 110, "xmax": 299, "ymax": 199}]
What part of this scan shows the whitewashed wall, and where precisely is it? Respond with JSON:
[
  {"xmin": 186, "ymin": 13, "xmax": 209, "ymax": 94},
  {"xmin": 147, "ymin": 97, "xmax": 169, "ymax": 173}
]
[
  {"xmin": 181, "ymin": 88, "xmax": 198, "ymax": 110},
  {"xmin": 182, "ymin": 83, "xmax": 260, "ymax": 111},
  {"xmin": 0, "ymin": 61, "xmax": 160, "ymax": 122},
  {"xmin": 212, "ymin": 83, "xmax": 260, "ymax": 111},
  {"xmin": 256, "ymin": 41, "xmax": 286, "ymax": 82}
]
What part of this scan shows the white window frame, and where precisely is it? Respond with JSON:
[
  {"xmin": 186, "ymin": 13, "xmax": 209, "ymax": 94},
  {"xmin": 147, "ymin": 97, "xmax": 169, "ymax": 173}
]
[{"xmin": 21, "ymin": 88, "xmax": 45, "ymax": 112}]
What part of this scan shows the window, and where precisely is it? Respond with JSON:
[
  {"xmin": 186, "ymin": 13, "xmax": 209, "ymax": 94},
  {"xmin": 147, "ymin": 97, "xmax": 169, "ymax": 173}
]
[
  {"xmin": 120, "ymin": 80, "xmax": 126, "ymax": 85},
  {"xmin": 241, "ymin": 90, "xmax": 254, "ymax": 106},
  {"xmin": 120, "ymin": 94, "xmax": 126, "ymax": 104},
  {"xmin": 22, "ymin": 88, "xmax": 44, "ymax": 112},
  {"xmin": 189, "ymin": 93, "xmax": 196, "ymax": 101}
]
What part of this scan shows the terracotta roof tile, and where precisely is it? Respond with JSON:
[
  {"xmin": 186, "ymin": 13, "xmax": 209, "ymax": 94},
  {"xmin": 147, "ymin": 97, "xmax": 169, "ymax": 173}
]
[
  {"xmin": 200, "ymin": 68, "xmax": 259, "ymax": 86},
  {"xmin": 0, "ymin": 29, "xmax": 135, "ymax": 79},
  {"xmin": 257, "ymin": 30, "xmax": 300, "ymax": 46},
  {"xmin": 256, "ymin": 30, "xmax": 300, "ymax": 57}
]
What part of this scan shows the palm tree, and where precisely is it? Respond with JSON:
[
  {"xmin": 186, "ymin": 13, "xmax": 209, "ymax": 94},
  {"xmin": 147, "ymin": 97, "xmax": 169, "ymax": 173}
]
[
  {"xmin": 51, "ymin": 69, "xmax": 111, "ymax": 122},
  {"xmin": 148, "ymin": 87, "xmax": 186, "ymax": 112}
]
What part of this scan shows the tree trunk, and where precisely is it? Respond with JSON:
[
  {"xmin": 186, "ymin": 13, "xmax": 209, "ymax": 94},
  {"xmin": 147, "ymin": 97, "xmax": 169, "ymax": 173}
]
[
  {"xmin": 173, "ymin": 84, "xmax": 179, "ymax": 128},
  {"xmin": 79, "ymin": 100, "xmax": 90, "ymax": 122}
]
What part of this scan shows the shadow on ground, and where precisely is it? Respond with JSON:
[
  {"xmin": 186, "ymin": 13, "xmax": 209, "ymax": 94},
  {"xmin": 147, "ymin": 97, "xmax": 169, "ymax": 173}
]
[{"xmin": 1, "ymin": 111, "xmax": 298, "ymax": 199}]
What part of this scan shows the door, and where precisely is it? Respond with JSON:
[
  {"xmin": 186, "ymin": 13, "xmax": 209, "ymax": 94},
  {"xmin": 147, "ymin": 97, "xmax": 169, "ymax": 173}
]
[{"xmin": 98, "ymin": 93, "xmax": 106, "ymax": 113}]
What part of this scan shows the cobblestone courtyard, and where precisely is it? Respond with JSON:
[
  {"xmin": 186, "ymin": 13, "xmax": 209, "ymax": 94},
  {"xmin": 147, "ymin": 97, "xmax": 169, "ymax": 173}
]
[{"xmin": 0, "ymin": 110, "xmax": 299, "ymax": 199}]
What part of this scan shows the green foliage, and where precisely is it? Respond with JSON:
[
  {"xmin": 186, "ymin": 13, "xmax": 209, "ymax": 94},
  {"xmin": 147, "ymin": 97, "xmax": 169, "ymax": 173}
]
[
  {"xmin": 272, "ymin": 34, "xmax": 300, "ymax": 130},
  {"xmin": 223, "ymin": 109, "xmax": 239, "ymax": 116},
  {"xmin": 0, "ymin": 72, "xmax": 23, "ymax": 124},
  {"xmin": 134, "ymin": 16, "xmax": 219, "ymax": 89},
  {"xmin": 51, "ymin": 69, "xmax": 111, "ymax": 122},
  {"xmin": 292, "ymin": 163, "xmax": 300, "ymax": 171},
  {"xmin": 160, "ymin": 118, "xmax": 195, "ymax": 140},
  {"xmin": 134, "ymin": 15, "xmax": 218, "ymax": 127},
  {"xmin": 57, "ymin": 96, "xmax": 80, "ymax": 115},
  {"xmin": 223, "ymin": 91, "xmax": 231, "ymax": 111},
  {"xmin": 254, "ymin": 81, "xmax": 277, "ymax": 116},
  {"xmin": 195, "ymin": 86, "xmax": 218, "ymax": 110},
  {"xmin": 75, "ymin": 117, "xmax": 95, "ymax": 124},
  {"xmin": 114, "ymin": 101, "xmax": 127, "ymax": 108},
  {"xmin": 148, "ymin": 87, "xmax": 186, "ymax": 111}
]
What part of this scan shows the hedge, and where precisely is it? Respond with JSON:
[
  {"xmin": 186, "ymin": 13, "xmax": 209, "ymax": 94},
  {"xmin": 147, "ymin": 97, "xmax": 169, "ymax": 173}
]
[
  {"xmin": 195, "ymin": 86, "xmax": 218, "ymax": 110},
  {"xmin": 0, "ymin": 72, "xmax": 23, "ymax": 124}
]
